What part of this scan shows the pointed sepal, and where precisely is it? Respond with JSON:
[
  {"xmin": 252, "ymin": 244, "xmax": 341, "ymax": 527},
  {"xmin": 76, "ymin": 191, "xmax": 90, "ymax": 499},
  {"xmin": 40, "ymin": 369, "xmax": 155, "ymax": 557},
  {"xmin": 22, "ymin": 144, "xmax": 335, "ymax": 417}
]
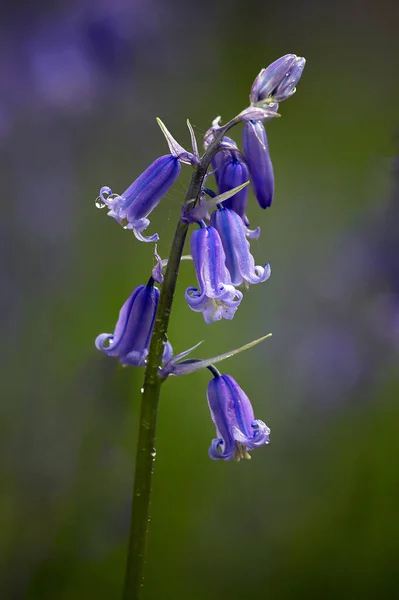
[
  {"xmin": 161, "ymin": 333, "xmax": 272, "ymax": 377},
  {"xmin": 157, "ymin": 117, "xmax": 199, "ymax": 166},
  {"xmin": 182, "ymin": 181, "xmax": 250, "ymax": 223}
]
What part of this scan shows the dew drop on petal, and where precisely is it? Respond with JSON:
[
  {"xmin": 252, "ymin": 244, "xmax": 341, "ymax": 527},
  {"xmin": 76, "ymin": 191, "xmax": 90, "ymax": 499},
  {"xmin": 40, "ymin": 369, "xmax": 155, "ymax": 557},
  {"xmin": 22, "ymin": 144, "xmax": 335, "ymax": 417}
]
[
  {"xmin": 108, "ymin": 193, "xmax": 120, "ymax": 202},
  {"xmin": 95, "ymin": 196, "xmax": 106, "ymax": 209}
]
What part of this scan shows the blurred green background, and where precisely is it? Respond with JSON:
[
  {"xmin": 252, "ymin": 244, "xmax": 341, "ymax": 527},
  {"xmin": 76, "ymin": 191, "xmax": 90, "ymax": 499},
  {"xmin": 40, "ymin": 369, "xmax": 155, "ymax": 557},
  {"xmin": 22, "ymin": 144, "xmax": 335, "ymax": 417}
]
[{"xmin": 1, "ymin": 0, "xmax": 399, "ymax": 598}]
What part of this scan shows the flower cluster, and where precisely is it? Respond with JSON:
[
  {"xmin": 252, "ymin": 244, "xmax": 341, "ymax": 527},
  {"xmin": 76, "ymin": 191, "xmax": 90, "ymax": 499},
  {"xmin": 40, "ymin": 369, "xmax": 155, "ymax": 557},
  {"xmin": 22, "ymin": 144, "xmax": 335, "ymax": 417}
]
[{"xmin": 94, "ymin": 54, "xmax": 305, "ymax": 460}]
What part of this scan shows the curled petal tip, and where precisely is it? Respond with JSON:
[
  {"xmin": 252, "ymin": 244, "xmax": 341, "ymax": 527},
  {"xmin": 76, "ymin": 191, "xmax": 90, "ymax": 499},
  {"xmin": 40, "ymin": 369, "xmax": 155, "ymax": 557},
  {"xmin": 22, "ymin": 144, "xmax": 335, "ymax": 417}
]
[
  {"xmin": 124, "ymin": 214, "xmax": 158, "ymax": 241},
  {"xmin": 211, "ymin": 208, "xmax": 271, "ymax": 286},
  {"xmin": 152, "ymin": 244, "xmax": 164, "ymax": 283}
]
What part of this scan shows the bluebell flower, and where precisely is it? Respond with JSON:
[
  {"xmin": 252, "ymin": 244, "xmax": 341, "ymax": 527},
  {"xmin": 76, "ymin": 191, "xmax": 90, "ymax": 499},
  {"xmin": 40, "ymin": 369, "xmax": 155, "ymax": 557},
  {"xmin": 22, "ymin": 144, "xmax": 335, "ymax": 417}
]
[
  {"xmin": 207, "ymin": 374, "xmax": 270, "ymax": 461},
  {"xmin": 211, "ymin": 208, "xmax": 271, "ymax": 286},
  {"xmin": 218, "ymin": 151, "xmax": 249, "ymax": 221},
  {"xmin": 98, "ymin": 154, "xmax": 181, "ymax": 242},
  {"xmin": 95, "ymin": 279, "xmax": 172, "ymax": 366},
  {"xmin": 250, "ymin": 54, "xmax": 306, "ymax": 105},
  {"xmin": 185, "ymin": 225, "xmax": 242, "ymax": 323},
  {"xmin": 211, "ymin": 136, "xmax": 239, "ymax": 186},
  {"xmin": 205, "ymin": 125, "xmax": 259, "ymax": 236},
  {"xmin": 271, "ymin": 56, "xmax": 305, "ymax": 103},
  {"xmin": 242, "ymin": 120, "xmax": 274, "ymax": 209}
]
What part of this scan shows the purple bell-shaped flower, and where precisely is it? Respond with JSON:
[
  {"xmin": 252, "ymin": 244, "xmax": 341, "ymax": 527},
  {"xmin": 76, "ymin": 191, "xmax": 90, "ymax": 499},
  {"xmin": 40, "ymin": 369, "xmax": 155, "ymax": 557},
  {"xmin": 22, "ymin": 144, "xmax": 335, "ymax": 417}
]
[
  {"xmin": 211, "ymin": 207, "xmax": 271, "ymax": 286},
  {"xmin": 207, "ymin": 374, "xmax": 270, "ymax": 461},
  {"xmin": 95, "ymin": 279, "xmax": 172, "ymax": 366},
  {"xmin": 98, "ymin": 154, "xmax": 181, "ymax": 242},
  {"xmin": 185, "ymin": 225, "xmax": 242, "ymax": 323},
  {"xmin": 250, "ymin": 54, "xmax": 306, "ymax": 105},
  {"xmin": 242, "ymin": 120, "xmax": 274, "ymax": 209}
]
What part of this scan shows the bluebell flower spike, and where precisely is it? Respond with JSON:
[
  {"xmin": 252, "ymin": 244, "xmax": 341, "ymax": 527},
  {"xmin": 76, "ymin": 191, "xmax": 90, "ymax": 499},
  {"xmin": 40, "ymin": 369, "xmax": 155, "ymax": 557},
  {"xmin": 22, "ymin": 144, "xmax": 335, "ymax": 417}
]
[
  {"xmin": 242, "ymin": 120, "xmax": 274, "ymax": 209},
  {"xmin": 95, "ymin": 279, "xmax": 172, "ymax": 366},
  {"xmin": 185, "ymin": 225, "xmax": 242, "ymax": 323},
  {"xmin": 211, "ymin": 208, "xmax": 271, "ymax": 286},
  {"xmin": 98, "ymin": 154, "xmax": 181, "ymax": 242},
  {"xmin": 207, "ymin": 374, "xmax": 270, "ymax": 461}
]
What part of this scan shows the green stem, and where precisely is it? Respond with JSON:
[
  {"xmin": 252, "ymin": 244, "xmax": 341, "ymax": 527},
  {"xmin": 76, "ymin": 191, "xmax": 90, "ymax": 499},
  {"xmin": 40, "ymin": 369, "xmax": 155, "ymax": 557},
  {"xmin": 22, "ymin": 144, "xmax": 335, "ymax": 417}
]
[{"xmin": 122, "ymin": 118, "xmax": 238, "ymax": 600}]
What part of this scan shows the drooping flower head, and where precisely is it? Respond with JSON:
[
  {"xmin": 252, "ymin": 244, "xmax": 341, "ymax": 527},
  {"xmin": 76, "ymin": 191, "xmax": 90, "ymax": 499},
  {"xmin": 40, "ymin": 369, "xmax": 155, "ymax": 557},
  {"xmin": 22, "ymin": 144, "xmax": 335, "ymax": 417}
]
[
  {"xmin": 185, "ymin": 225, "xmax": 242, "ymax": 323},
  {"xmin": 250, "ymin": 54, "xmax": 306, "ymax": 105},
  {"xmin": 218, "ymin": 151, "xmax": 250, "ymax": 225},
  {"xmin": 211, "ymin": 207, "xmax": 271, "ymax": 286},
  {"xmin": 207, "ymin": 374, "xmax": 270, "ymax": 461},
  {"xmin": 97, "ymin": 154, "xmax": 181, "ymax": 242},
  {"xmin": 216, "ymin": 151, "xmax": 260, "ymax": 238},
  {"xmin": 242, "ymin": 120, "xmax": 274, "ymax": 209},
  {"xmin": 95, "ymin": 279, "xmax": 172, "ymax": 366},
  {"xmin": 211, "ymin": 136, "xmax": 239, "ymax": 186}
]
